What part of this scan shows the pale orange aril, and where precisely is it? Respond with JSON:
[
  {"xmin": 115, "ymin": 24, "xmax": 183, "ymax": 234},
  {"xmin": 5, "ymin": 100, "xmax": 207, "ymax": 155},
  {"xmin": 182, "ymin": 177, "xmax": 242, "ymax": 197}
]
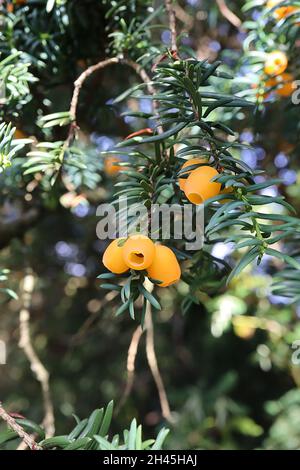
[{"xmin": 147, "ymin": 244, "xmax": 181, "ymax": 287}]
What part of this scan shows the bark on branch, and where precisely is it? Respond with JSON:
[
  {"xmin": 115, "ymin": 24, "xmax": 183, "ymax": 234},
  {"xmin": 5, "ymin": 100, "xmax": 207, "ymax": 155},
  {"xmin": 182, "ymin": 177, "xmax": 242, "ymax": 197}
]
[{"xmin": 0, "ymin": 403, "xmax": 42, "ymax": 450}]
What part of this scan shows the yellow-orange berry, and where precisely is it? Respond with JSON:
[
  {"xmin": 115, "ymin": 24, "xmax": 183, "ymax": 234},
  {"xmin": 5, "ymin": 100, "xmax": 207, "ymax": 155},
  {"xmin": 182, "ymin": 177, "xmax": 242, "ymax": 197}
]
[
  {"xmin": 122, "ymin": 235, "xmax": 155, "ymax": 271},
  {"xmin": 264, "ymin": 51, "xmax": 288, "ymax": 76},
  {"xmin": 267, "ymin": 0, "xmax": 299, "ymax": 19},
  {"xmin": 104, "ymin": 156, "xmax": 122, "ymax": 176},
  {"xmin": 184, "ymin": 166, "xmax": 221, "ymax": 204},
  {"xmin": 147, "ymin": 244, "xmax": 181, "ymax": 287},
  {"xmin": 14, "ymin": 129, "xmax": 27, "ymax": 139},
  {"xmin": 178, "ymin": 158, "xmax": 206, "ymax": 191},
  {"xmin": 232, "ymin": 316, "xmax": 259, "ymax": 340},
  {"xmin": 265, "ymin": 73, "xmax": 295, "ymax": 98},
  {"xmin": 102, "ymin": 238, "xmax": 129, "ymax": 274}
]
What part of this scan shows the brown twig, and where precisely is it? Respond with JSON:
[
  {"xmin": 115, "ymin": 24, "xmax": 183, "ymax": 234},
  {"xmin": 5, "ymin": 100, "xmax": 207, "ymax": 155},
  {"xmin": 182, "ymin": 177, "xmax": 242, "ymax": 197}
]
[
  {"xmin": 173, "ymin": 3, "xmax": 194, "ymax": 31},
  {"xmin": 0, "ymin": 205, "xmax": 42, "ymax": 250},
  {"xmin": 19, "ymin": 270, "xmax": 55, "ymax": 438},
  {"xmin": 0, "ymin": 403, "xmax": 42, "ymax": 450},
  {"xmin": 62, "ymin": 30, "xmax": 171, "ymax": 421},
  {"xmin": 124, "ymin": 60, "xmax": 157, "ymax": 110},
  {"xmin": 116, "ymin": 325, "xmax": 144, "ymax": 413},
  {"xmin": 144, "ymin": 280, "xmax": 173, "ymax": 423},
  {"xmin": 165, "ymin": 0, "xmax": 178, "ymax": 54},
  {"xmin": 215, "ymin": 0, "xmax": 242, "ymax": 29},
  {"xmin": 70, "ymin": 311, "xmax": 100, "ymax": 346},
  {"xmin": 17, "ymin": 433, "xmax": 38, "ymax": 451},
  {"xmin": 55, "ymin": 57, "xmax": 119, "ymax": 186}
]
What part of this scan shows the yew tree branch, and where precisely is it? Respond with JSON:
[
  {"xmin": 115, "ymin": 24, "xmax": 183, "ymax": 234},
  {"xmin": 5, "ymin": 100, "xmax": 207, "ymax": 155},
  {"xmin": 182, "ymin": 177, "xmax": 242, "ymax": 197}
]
[
  {"xmin": 19, "ymin": 270, "xmax": 55, "ymax": 438},
  {"xmin": 145, "ymin": 302, "xmax": 174, "ymax": 423},
  {"xmin": 66, "ymin": 56, "xmax": 162, "ymax": 146},
  {"xmin": 69, "ymin": 57, "xmax": 119, "ymax": 124},
  {"xmin": 0, "ymin": 403, "xmax": 42, "ymax": 450},
  {"xmin": 116, "ymin": 325, "xmax": 144, "ymax": 413},
  {"xmin": 216, "ymin": 0, "xmax": 242, "ymax": 29},
  {"xmin": 144, "ymin": 280, "xmax": 173, "ymax": 423}
]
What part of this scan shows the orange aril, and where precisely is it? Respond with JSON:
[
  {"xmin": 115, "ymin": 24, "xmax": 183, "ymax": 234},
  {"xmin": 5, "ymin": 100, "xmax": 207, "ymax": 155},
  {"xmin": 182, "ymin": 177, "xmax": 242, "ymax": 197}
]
[
  {"xmin": 178, "ymin": 158, "xmax": 207, "ymax": 191},
  {"xmin": 102, "ymin": 238, "xmax": 129, "ymax": 274},
  {"xmin": 147, "ymin": 244, "xmax": 181, "ymax": 287}
]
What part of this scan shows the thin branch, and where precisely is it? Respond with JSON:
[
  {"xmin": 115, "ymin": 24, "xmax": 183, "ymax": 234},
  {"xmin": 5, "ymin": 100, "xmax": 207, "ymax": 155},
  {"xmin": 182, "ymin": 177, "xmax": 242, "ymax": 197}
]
[
  {"xmin": 17, "ymin": 434, "xmax": 38, "ymax": 451},
  {"xmin": 165, "ymin": 0, "xmax": 178, "ymax": 54},
  {"xmin": 173, "ymin": 3, "xmax": 194, "ymax": 31},
  {"xmin": 116, "ymin": 325, "xmax": 144, "ymax": 413},
  {"xmin": 0, "ymin": 403, "xmax": 42, "ymax": 450},
  {"xmin": 144, "ymin": 280, "xmax": 174, "ymax": 423},
  {"xmin": 216, "ymin": 0, "xmax": 242, "ymax": 29},
  {"xmin": 124, "ymin": 59, "xmax": 163, "ymax": 134},
  {"xmin": 124, "ymin": 59, "xmax": 157, "ymax": 110},
  {"xmin": 19, "ymin": 270, "xmax": 55, "ymax": 438},
  {"xmin": 67, "ymin": 57, "xmax": 119, "ymax": 145}
]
